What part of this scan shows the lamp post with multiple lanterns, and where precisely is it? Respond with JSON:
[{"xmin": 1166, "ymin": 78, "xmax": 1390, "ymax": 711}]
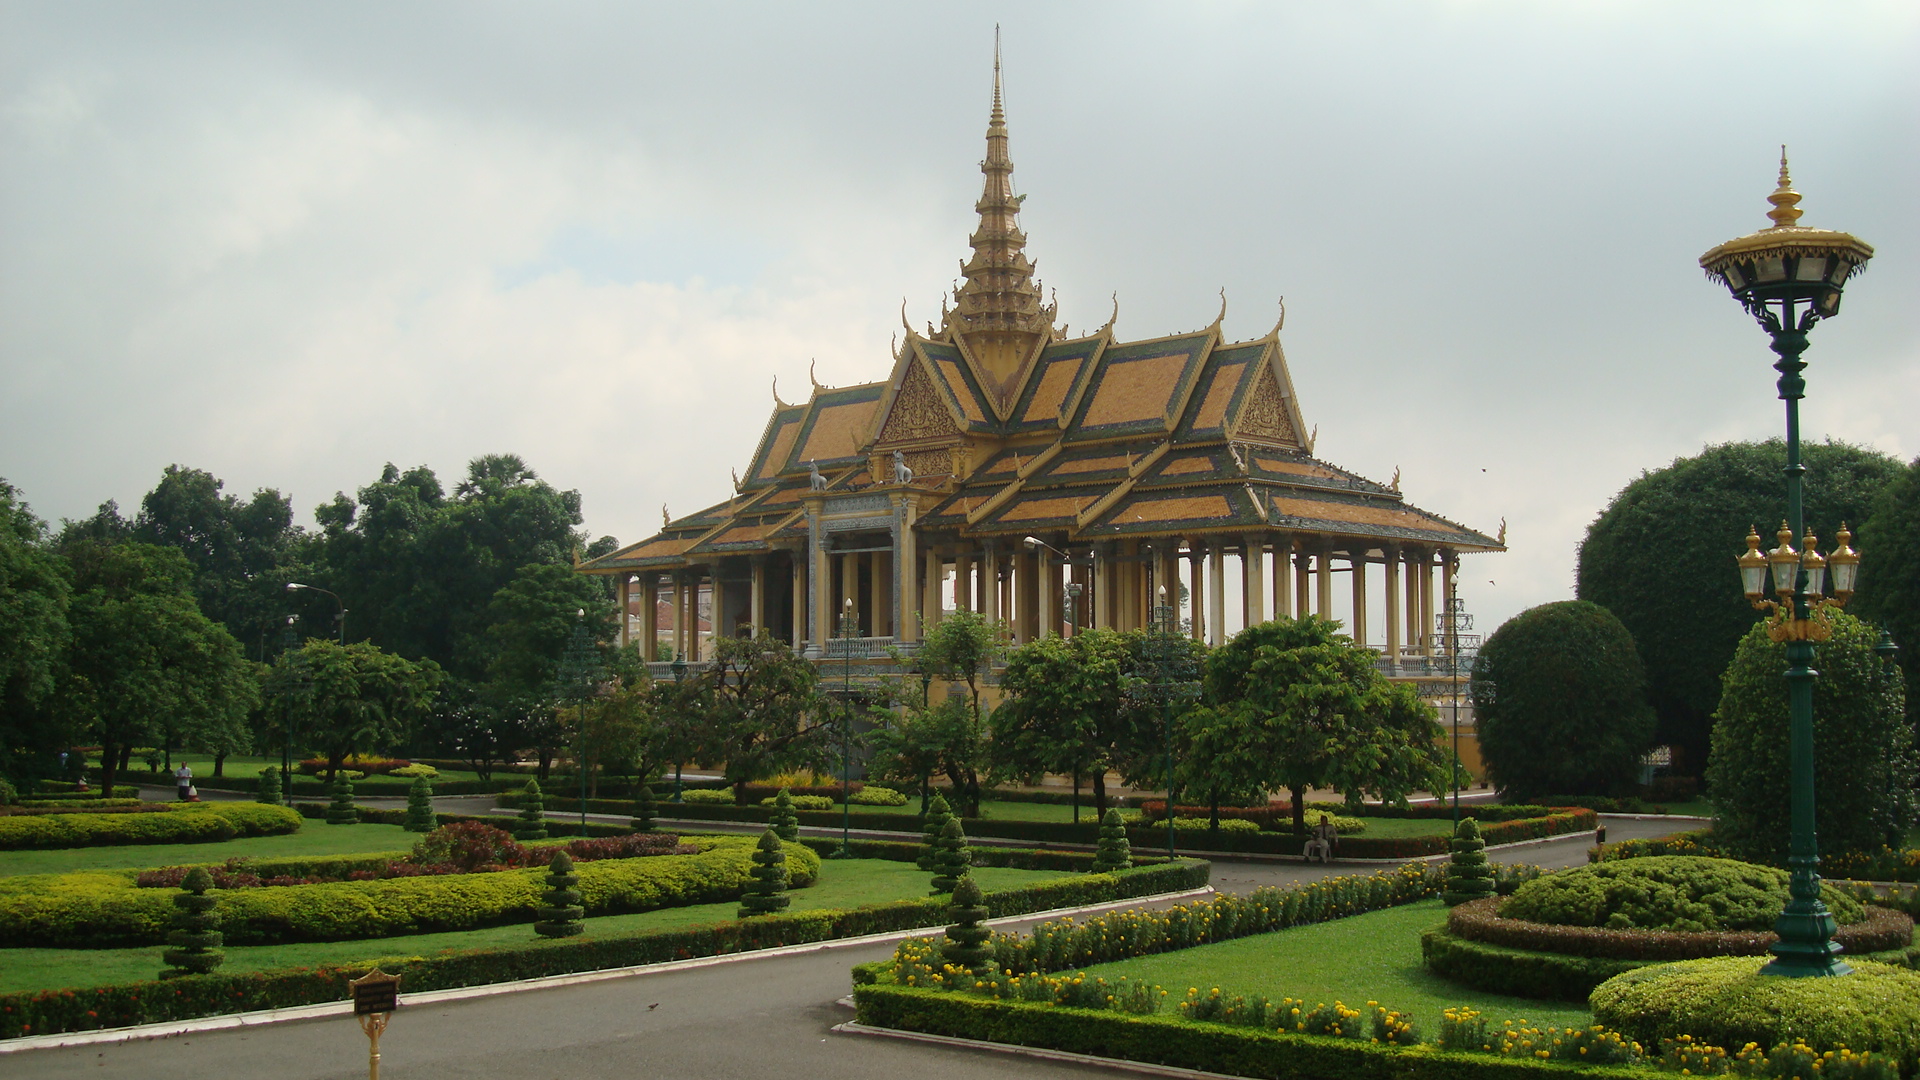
[
  {"xmin": 1702, "ymin": 151, "xmax": 1873, "ymax": 978},
  {"xmin": 286, "ymin": 582, "xmax": 346, "ymax": 644}
]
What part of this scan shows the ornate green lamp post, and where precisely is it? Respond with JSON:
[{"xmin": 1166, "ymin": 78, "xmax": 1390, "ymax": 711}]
[
  {"xmin": 1142, "ymin": 586, "xmax": 1200, "ymax": 860},
  {"xmin": 1702, "ymin": 151, "xmax": 1873, "ymax": 977},
  {"xmin": 830, "ymin": 598, "xmax": 858, "ymax": 858}
]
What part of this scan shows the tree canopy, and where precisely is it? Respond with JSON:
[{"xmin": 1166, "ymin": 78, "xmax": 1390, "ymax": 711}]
[
  {"xmin": 914, "ymin": 610, "xmax": 1006, "ymax": 816},
  {"xmin": 267, "ymin": 639, "xmax": 441, "ymax": 777},
  {"xmin": 1576, "ymin": 439, "xmax": 1903, "ymax": 775},
  {"xmin": 993, "ymin": 629, "xmax": 1151, "ymax": 818},
  {"xmin": 0, "ymin": 481, "xmax": 73, "ymax": 775},
  {"xmin": 1854, "ymin": 454, "xmax": 1920, "ymax": 731},
  {"xmin": 692, "ymin": 632, "xmax": 826, "ymax": 801}
]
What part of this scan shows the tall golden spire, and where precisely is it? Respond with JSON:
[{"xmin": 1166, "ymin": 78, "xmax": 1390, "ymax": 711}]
[
  {"xmin": 945, "ymin": 27, "xmax": 1056, "ymax": 397},
  {"xmin": 1766, "ymin": 146, "xmax": 1804, "ymax": 228}
]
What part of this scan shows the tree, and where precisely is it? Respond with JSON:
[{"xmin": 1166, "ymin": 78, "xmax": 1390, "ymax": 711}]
[
  {"xmin": 404, "ymin": 773, "xmax": 436, "ymax": 832},
  {"xmin": 1471, "ymin": 600, "xmax": 1657, "ymax": 799},
  {"xmin": 1442, "ymin": 819, "xmax": 1494, "ymax": 907},
  {"xmin": 928, "ymin": 818, "xmax": 972, "ymax": 894},
  {"xmin": 326, "ymin": 771, "xmax": 358, "ymax": 824},
  {"xmin": 515, "ymin": 779, "xmax": 549, "ymax": 841},
  {"xmin": 271, "ymin": 639, "xmax": 440, "ymax": 778},
  {"xmin": 1092, "ymin": 808, "xmax": 1131, "ymax": 873},
  {"xmin": 1200, "ymin": 616, "xmax": 1446, "ymax": 834},
  {"xmin": 1577, "ymin": 440, "xmax": 1902, "ymax": 775},
  {"xmin": 915, "ymin": 610, "xmax": 1005, "ymax": 817},
  {"xmin": 768, "ymin": 788, "xmax": 800, "ymax": 841},
  {"xmin": 161, "ymin": 866, "xmax": 224, "ymax": 978},
  {"xmin": 59, "ymin": 541, "xmax": 258, "ymax": 800},
  {"xmin": 569, "ymin": 675, "xmax": 659, "ymax": 798},
  {"xmin": 736, "ymin": 828, "xmax": 791, "ymax": 918},
  {"xmin": 940, "ymin": 875, "xmax": 992, "ymax": 974},
  {"xmin": 695, "ymin": 632, "xmax": 827, "ymax": 803},
  {"xmin": 534, "ymin": 850, "xmax": 585, "ymax": 938},
  {"xmin": 863, "ymin": 698, "xmax": 954, "ymax": 814},
  {"xmin": 993, "ymin": 629, "xmax": 1150, "ymax": 820},
  {"xmin": 1854, "ymin": 455, "xmax": 1920, "ymax": 731},
  {"xmin": 918, "ymin": 792, "xmax": 953, "ymax": 871},
  {"xmin": 0, "ymin": 480, "xmax": 72, "ymax": 785},
  {"xmin": 1706, "ymin": 611, "xmax": 1915, "ymax": 862},
  {"xmin": 256, "ymin": 765, "xmax": 282, "ymax": 806}
]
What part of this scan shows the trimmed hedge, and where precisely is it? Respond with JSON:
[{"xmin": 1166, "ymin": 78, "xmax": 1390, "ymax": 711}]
[
  {"xmin": 10, "ymin": 788, "xmax": 142, "ymax": 803},
  {"xmin": 1501, "ymin": 856, "xmax": 1866, "ymax": 933},
  {"xmin": 1450, "ymin": 895, "xmax": 1910, "ymax": 961},
  {"xmin": 0, "ymin": 835, "xmax": 821, "ymax": 947},
  {"xmin": 0, "ymin": 854, "xmax": 1208, "ymax": 1041},
  {"xmin": 1421, "ymin": 922, "xmax": 1920, "ymax": 1003},
  {"xmin": 0, "ymin": 803, "xmax": 303, "ymax": 850}
]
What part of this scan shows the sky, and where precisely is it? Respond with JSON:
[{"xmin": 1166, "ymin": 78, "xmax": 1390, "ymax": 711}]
[{"xmin": 2, "ymin": 1, "xmax": 1916, "ymax": 637}]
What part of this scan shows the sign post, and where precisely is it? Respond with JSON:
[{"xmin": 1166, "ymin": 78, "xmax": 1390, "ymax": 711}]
[{"xmin": 349, "ymin": 969, "xmax": 400, "ymax": 1080}]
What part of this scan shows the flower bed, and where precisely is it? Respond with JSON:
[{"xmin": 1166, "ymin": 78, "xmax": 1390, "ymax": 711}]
[
  {"xmin": 1445, "ymin": 895, "xmax": 1910, "ymax": 961},
  {"xmin": 1594, "ymin": 830, "xmax": 1920, "ymax": 884}
]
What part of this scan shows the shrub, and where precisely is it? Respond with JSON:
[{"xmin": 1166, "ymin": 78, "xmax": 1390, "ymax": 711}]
[
  {"xmin": 412, "ymin": 821, "xmax": 526, "ymax": 873},
  {"xmin": 514, "ymin": 780, "xmax": 548, "ymax": 841},
  {"xmin": 160, "ymin": 866, "xmax": 224, "ymax": 978},
  {"xmin": 679, "ymin": 788, "xmax": 735, "ymax": 805},
  {"xmin": 1472, "ymin": 600, "xmax": 1657, "ymax": 799},
  {"xmin": 1167, "ymin": 817, "xmax": 1262, "ymax": 833},
  {"xmin": 403, "ymin": 774, "xmax": 436, "ymax": 833},
  {"xmin": 849, "ymin": 785, "xmax": 908, "ymax": 806},
  {"xmin": 1091, "ymin": 808, "xmax": 1131, "ymax": 873},
  {"xmin": 736, "ymin": 828, "xmax": 790, "ymax": 918},
  {"xmin": 1708, "ymin": 611, "xmax": 1916, "ymax": 862},
  {"xmin": 534, "ymin": 851, "xmax": 584, "ymax": 938},
  {"xmin": 940, "ymin": 875, "xmax": 991, "ymax": 973},
  {"xmin": 766, "ymin": 788, "xmax": 800, "ymax": 841},
  {"xmin": 0, "ymin": 802, "xmax": 301, "ymax": 850},
  {"xmin": 390, "ymin": 764, "xmax": 439, "ymax": 779},
  {"xmin": 325, "ymin": 772, "xmax": 357, "ymax": 825},
  {"xmin": 919, "ymin": 792, "xmax": 953, "ymax": 872},
  {"xmin": 256, "ymin": 765, "xmax": 282, "ymax": 806},
  {"xmin": 629, "ymin": 783, "xmax": 656, "ymax": 833},
  {"xmin": 761, "ymin": 791, "xmax": 832, "ymax": 811},
  {"xmin": 929, "ymin": 819, "xmax": 971, "ymax": 895},
  {"xmin": 1591, "ymin": 956, "xmax": 1920, "ymax": 1073},
  {"xmin": 0, "ymin": 777, "xmax": 14, "ymax": 805},
  {"xmin": 1442, "ymin": 818, "xmax": 1495, "ymax": 907},
  {"xmin": 1501, "ymin": 855, "xmax": 1864, "ymax": 932}
]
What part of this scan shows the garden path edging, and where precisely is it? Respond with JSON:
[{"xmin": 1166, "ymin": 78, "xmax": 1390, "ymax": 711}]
[
  {"xmin": 0, "ymin": 885, "xmax": 1214, "ymax": 1055},
  {"xmin": 831, "ymin": 1020, "xmax": 1248, "ymax": 1080}
]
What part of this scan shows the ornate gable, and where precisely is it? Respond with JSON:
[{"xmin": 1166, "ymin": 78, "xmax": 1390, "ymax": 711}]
[
  {"xmin": 876, "ymin": 357, "xmax": 958, "ymax": 446},
  {"xmin": 1233, "ymin": 361, "xmax": 1300, "ymax": 447}
]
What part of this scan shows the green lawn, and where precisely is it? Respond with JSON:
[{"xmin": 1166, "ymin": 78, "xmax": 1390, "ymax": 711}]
[
  {"xmin": 87, "ymin": 753, "xmax": 485, "ymax": 786},
  {"xmin": 1076, "ymin": 899, "xmax": 1592, "ymax": 1031},
  {"xmin": 0, "ymin": 858, "xmax": 1075, "ymax": 995},
  {"xmin": 0, "ymin": 822, "xmax": 427, "ymax": 877}
]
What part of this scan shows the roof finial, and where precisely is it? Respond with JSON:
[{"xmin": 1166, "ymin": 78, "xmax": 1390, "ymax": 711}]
[
  {"xmin": 808, "ymin": 358, "xmax": 823, "ymax": 392},
  {"xmin": 1767, "ymin": 144, "xmax": 1803, "ymax": 229},
  {"xmin": 1212, "ymin": 287, "xmax": 1228, "ymax": 330},
  {"xmin": 992, "ymin": 24, "xmax": 1003, "ymax": 126},
  {"xmin": 772, "ymin": 376, "xmax": 787, "ymax": 409}
]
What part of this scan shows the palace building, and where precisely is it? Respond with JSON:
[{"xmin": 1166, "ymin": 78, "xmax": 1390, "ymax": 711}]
[{"xmin": 578, "ymin": 55, "xmax": 1502, "ymax": 686}]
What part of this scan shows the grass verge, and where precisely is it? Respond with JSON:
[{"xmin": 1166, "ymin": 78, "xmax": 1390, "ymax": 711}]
[{"xmin": 0, "ymin": 821, "xmax": 424, "ymax": 877}]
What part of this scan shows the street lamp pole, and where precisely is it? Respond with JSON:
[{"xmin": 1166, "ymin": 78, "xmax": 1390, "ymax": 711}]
[
  {"xmin": 670, "ymin": 654, "xmax": 687, "ymax": 803},
  {"xmin": 1025, "ymin": 536, "xmax": 1084, "ymax": 638},
  {"xmin": 1703, "ymin": 151, "xmax": 1873, "ymax": 978},
  {"xmin": 286, "ymin": 582, "xmax": 347, "ymax": 644},
  {"xmin": 833, "ymin": 598, "xmax": 858, "ymax": 859}
]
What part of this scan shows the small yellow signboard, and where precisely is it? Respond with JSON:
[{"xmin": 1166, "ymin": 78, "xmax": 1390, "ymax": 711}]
[{"xmin": 348, "ymin": 970, "xmax": 400, "ymax": 1080}]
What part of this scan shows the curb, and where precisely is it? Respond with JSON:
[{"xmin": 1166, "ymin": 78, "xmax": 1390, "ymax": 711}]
[
  {"xmin": 833, "ymin": 1020, "xmax": 1247, "ymax": 1079},
  {"xmin": 0, "ymin": 885, "xmax": 1214, "ymax": 1055}
]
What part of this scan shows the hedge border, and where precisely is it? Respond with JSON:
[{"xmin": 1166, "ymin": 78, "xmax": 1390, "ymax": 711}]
[
  {"xmin": 851, "ymin": 985, "xmax": 1648, "ymax": 1080},
  {"xmin": 1447, "ymin": 895, "xmax": 1915, "ymax": 961},
  {"xmin": 1422, "ymin": 924, "xmax": 1920, "ymax": 1003}
]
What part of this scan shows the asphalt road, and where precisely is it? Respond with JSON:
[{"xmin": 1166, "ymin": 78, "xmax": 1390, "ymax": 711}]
[{"xmin": 4, "ymin": 815, "xmax": 1695, "ymax": 1079}]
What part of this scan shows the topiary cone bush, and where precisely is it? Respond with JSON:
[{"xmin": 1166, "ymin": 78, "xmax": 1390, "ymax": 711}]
[
  {"xmin": 325, "ymin": 771, "xmax": 358, "ymax": 825},
  {"xmin": 160, "ymin": 866, "xmax": 224, "ymax": 978},
  {"xmin": 929, "ymin": 817, "xmax": 973, "ymax": 895},
  {"xmin": 255, "ymin": 765, "xmax": 282, "ymax": 806},
  {"xmin": 514, "ymin": 779, "xmax": 548, "ymax": 841},
  {"xmin": 403, "ymin": 773, "xmax": 436, "ymax": 832},
  {"xmin": 736, "ymin": 827, "xmax": 791, "ymax": 918},
  {"xmin": 768, "ymin": 787, "xmax": 800, "ymax": 842},
  {"xmin": 1443, "ymin": 818, "xmax": 1496, "ymax": 906},
  {"xmin": 940, "ymin": 873, "xmax": 992, "ymax": 974},
  {"xmin": 1091, "ymin": 807, "xmax": 1132, "ymax": 873},
  {"xmin": 630, "ymin": 783, "xmax": 657, "ymax": 833},
  {"xmin": 533, "ymin": 850, "xmax": 584, "ymax": 938},
  {"xmin": 918, "ymin": 792, "xmax": 953, "ymax": 871}
]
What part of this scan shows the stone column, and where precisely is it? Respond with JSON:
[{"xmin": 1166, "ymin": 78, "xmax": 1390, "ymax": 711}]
[
  {"xmin": 837, "ymin": 552, "xmax": 859, "ymax": 635},
  {"xmin": 870, "ymin": 550, "xmax": 892, "ymax": 638},
  {"xmin": 895, "ymin": 499, "xmax": 919, "ymax": 643},
  {"xmin": 1418, "ymin": 553, "xmax": 1436, "ymax": 658},
  {"xmin": 789, "ymin": 556, "xmax": 807, "ymax": 647},
  {"xmin": 1404, "ymin": 549, "xmax": 1422, "ymax": 657},
  {"xmin": 1037, "ymin": 551, "xmax": 1058, "ymax": 638},
  {"xmin": 1384, "ymin": 548, "xmax": 1403, "ymax": 667},
  {"xmin": 980, "ymin": 543, "xmax": 1000, "ymax": 624},
  {"xmin": 812, "ymin": 542, "xmax": 834, "ymax": 649},
  {"xmin": 1271, "ymin": 538, "xmax": 1292, "ymax": 622},
  {"xmin": 1188, "ymin": 543, "xmax": 1206, "ymax": 642},
  {"xmin": 1207, "ymin": 542, "xmax": 1226, "ymax": 645},
  {"xmin": 1093, "ymin": 544, "xmax": 1114, "ymax": 630},
  {"xmin": 1243, "ymin": 538, "xmax": 1266, "ymax": 627},
  {"xmin": 639, "ymin": 573, "xmax": 659, "ymax": 662},
  {"xmin": 953, "ymin": 551, "xmax": 973, "ymax": 613},
  {"xmin": 1315, "ymin": 549, "xmax": 1334, "ymax": 622},
  {"xmin": 671, "ymin": 573, "xmax": 687, "ymax": 661},
  {"xmin": 923, "ymin": 548, "xmax": 943, "ymax": 634},
  {"xmin": 711, "ymin": 572, "xmax": 729, "ymax": 644},
  {"xmin": 749, "ymin": 557, "xmax": 766, "ymax": 639},
  {"xmin": 1350, "ymin": 553, "xmax": 1368, "ymax": 647},
  {"xmin": 1294, "ymin": 550, "xmax": 1311, "ymax": 619}
]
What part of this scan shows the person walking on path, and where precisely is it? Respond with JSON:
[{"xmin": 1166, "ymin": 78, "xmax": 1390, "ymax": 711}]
[{"xmin": 174, "ymin": 764, "xmax": 193, "ymax": 801}]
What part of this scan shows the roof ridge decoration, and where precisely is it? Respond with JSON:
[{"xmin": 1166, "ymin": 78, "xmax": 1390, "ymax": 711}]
[{"xmin": 940, "ymin": 29, "xmax": 1057, "ymax": 411}]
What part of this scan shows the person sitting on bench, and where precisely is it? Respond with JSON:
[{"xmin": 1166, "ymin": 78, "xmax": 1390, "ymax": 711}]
[{"xmin": 1303, "ymin": 813, "xmax": 1339, "ymax": 863}]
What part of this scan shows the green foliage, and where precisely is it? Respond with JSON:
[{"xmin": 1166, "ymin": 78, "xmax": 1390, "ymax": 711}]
[
  {"xmin": 1707, "ymin": 611, "xmax": 1915, "ymax": 861},
  {"xmin": 916, "ymin": 610, "xmax": 1007, "ymax": 816},
  {"xmin": 1577, "ymin": 439, "xmax": 1904, "ymax": 774},
  {"xmin": 325, "ymin": 771, "xmax": 357, "ymax": 825},
  {"xmin": 389, "ymin": 764, "xmax": 438, "ymax": 778},
  {"xmin": 736, "ymin": 828, "xmax": 791, "ymax": 918},
  {"xmin": 678, "ymin": 788, "xmax": 734, "ymax": 805},
  {"xmin": 628, "ymin": 782, "xmax": 656, "ymax": 833},
  {"xmin": 0, "ymin": 802, "xmax": 301, "ymax": 850},
  {"xmin": 929, "ymin": 818, "xmax": 972, "ymax": 895},
  {"xmin": 767, "ymin": 788, "xmax": 801, "ymax": 841},
  {"xmin": 160, "ymin": 866, "xmax": 224, "ymax": 978},
  {"xmin": 1501, "ymin": 856, "xmax": 1863, "ymax": 931},
  {"xmin": 940, "ymin": 874, "xmax": 991, "ymax": 972},
  {"xmin": 1471, "ymin": 600, "xmax": 1657, "ymax": 798},
  {"xmin": 1856, "ymin": 454, "xmax": 1920, "ymax": 731},
  {"xmin": 1091, "ymin": 808, "xmax": 1131, "ymax": 873},
  {"xmin": 918, "ymin": 792, "xmax": 952, "ymax": 872},
  {"xmin": 1421, "ymin": 924, "xmax": 1651, "ymax": 1002},
  {"xmin": 514, "ymin": 779, "xmax": 548, "ymax": 840},
  {"xmin": 994, "ymin": 629, "xmax": 1149, "ymax": 819},
  {"xmin": 1442, "ymin": 818, "xmax": 1494, "ymax": 906},
  {"xmin": 533, "ymin": 850, "xmax": 584, "ymax": 937},
  {"xmin": 255, "ymin": 765, "xmax": 282, "ymax": 806},
  {"xmin": 265, "ymin": 639, "xmax": 441, "ymax": 780},
  {"xmin": 847, "ymin": 785, "xmax": 908, "ymax": 806},
  {"xmin": 761, "ymin": 792, "xmax": 832, "ymax": 812},
  {"xmin": 1591, "ymin": 956, "xmax": 1920, "ymax": 1074},
  {"xmin": 0, "ymin": 480, "xmax": 72, "ymax": 779},
  {"xmin": 694, "ymin": 632, "xmax": 827, "ymax": 802},
  {"xmin": 403, "ymin": 773, "xmax": 436, "ymax": 833},
  {"xmin": 1198, "ymin": 617, "xmax": 1446, "ymax": 833}
]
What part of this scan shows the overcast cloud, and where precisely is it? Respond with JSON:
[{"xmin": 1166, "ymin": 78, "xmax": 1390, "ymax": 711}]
[{"xmin": 2, "ymin": 1, "xmax": 1915, "ymax": 635}]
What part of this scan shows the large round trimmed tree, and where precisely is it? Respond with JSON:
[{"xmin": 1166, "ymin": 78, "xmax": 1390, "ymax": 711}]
[
  {"xmin": 1705, "ymin": 610, "xmax": 1914, "ymax": 863},
  {"xmin": 1471, "ymin": 600, "xmax": 1656, "ymax": 800},
  {"xmin": 1854, "ymin": 454, "xmax": 1920, "ymax": 732},
  {"xmin": 1576, "ymin": 439, "xmax": 1902, "ymax": 776}
]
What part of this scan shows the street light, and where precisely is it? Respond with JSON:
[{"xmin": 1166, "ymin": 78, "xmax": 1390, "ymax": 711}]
[
  {"xmin": 1023, "ymin": 536, "xmax": 1085, "ymax": 637},
  {"xmin": 1703, "ymin": 150, "xmax": 1873, "ymax": 978},
  {"xmin": 286, "ymin": 582, "xmax": 347, "ymax": 644},
  {"xmin": 831, "ymin": 597, "xmax": 858, "ymax": 859},
  {"xmin": 1141, "ymin": 586, "xmax": 1199, "ymax": 861},
  {"xmin": 669, "ymin": 653, "xmax": 687, "ymax": 803}
]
